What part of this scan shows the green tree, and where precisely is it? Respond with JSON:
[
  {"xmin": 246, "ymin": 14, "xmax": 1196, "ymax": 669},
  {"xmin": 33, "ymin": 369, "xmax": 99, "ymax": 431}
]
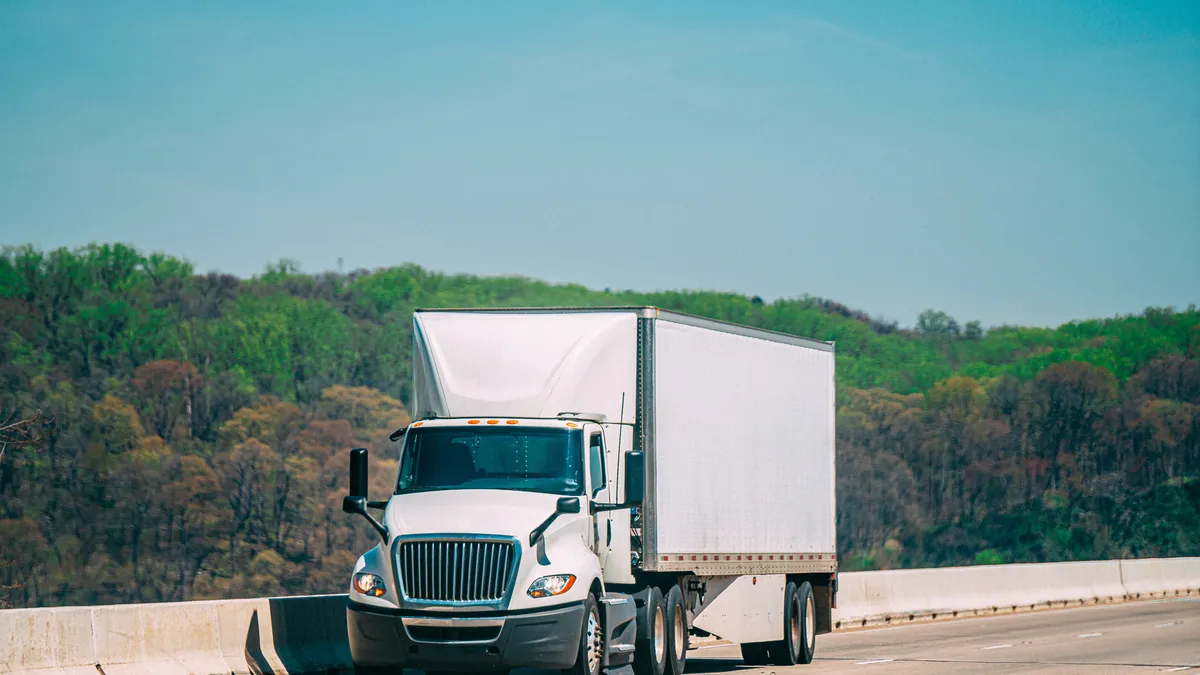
[{"xmin": 2, "ymin": 242, "xmax": 1199, "ymax": 604}]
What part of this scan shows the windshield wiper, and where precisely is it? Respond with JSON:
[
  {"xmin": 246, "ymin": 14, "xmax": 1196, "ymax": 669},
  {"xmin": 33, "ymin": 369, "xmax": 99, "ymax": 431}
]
[{"xmin": 394, "ymin": 486, "xmax": 445, "ymax": 495}]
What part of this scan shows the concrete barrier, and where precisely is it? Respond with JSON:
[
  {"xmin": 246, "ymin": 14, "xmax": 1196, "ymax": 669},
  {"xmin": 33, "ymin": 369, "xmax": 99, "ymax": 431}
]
[
  {"xmin": 1120, "ymin": 557, "xmax": 1200, "ymax": 599},
  {"xmin": 0, "ymin": 595, "xmax": 349, "ymax": 675},
  {"xmin": 832, "ymin": 559, "xmax": 1138, "ymax": 629},
  {"xmin": 97, "ymin": 600, "xmax": 229, "ymax": 675},
  {"xmin": 1, "ymin": 558, "xmax": 1197, "ymax": 673},
  {"xmin": 263, "ymin": 595, "xmax": 354, "ymax": 674},
  {"xmin": 0, "ymin": 606, "xmax": 98, "ymax": 675}
]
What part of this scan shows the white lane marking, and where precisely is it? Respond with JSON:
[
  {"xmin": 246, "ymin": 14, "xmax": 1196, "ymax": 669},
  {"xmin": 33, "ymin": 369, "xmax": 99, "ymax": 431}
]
[
  {"xmin": 1077, "ymin": 632, "xmax": 1102, "ymax": 638},
  {"xmin": 1157, "ymin": 622, "xmax": 1180, "ymax": 628},
  {"xmin": 982, "ymin": 644, "xmax": 1013, "ymax": 650},
  {"xmin": 1159, "ymin": 668, "xmax": 1191, "ymax": 672},
  {"xmin": 855, "ymin": 659, "xmax": 895, "ymax": 665}
]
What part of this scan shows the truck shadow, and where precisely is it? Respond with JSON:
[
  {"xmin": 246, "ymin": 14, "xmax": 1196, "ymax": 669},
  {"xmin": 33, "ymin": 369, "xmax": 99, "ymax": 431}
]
[
  {"xmin": 668, "ymin": 658, "xmax": 749, "ymax": 673},
  {"xmin": 243, "ymin": 597, "xmax": 355, "ymax": 675},
  {"xmin": 365, "ymin": 661, "xmax": 750, "ymax": 675},
  {"xmin": 505, "ymin": 658, "xmax": 748, "ymax": 675}
]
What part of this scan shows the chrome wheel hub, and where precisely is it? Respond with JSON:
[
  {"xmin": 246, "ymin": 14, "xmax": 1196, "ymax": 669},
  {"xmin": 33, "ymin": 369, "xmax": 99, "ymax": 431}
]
[
  {"xmin": 805, "ymin": 595, "xmax": 815, "ymax": 651},
  {"xmin": 586, "ymin": 608, "xmax": 602, "ymax": 674},
  {"xmin": 673, "ymin": 607, "xmax": 685, "ymax": 661},
  {"xmin": 653, "ymin": 605, "xmax": 666, "ymax": 663},
  {"xmin": 789, "ymin": 596, "xmax": 801, "ymax": 655}
]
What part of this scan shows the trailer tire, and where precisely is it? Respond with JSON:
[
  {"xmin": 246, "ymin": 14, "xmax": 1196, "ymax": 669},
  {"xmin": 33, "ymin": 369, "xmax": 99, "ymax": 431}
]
[
  {"xmin": 665, "ymin": 585, "xmax": 688, "ymax": 675},
  {"xmin": 633, "ymin": 587, "xmax": 668, "ymax": 675},
  {"xmin": 739, "ymin": 642, "xmax": 770, "ymax": 665},
  {"xmin": 565, "ymin": 595, "xmax": 603, "ymax": 675},
  {"xmin": 769, "ymin": 581, "xmax": 815, "ymax": 665}
]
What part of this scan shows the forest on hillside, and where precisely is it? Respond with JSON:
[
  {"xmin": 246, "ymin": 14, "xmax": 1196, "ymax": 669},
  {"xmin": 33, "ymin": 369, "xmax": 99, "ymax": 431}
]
[{"xmin": 1, "ymin": 243, "xmax": 1197, "ymax": 608}]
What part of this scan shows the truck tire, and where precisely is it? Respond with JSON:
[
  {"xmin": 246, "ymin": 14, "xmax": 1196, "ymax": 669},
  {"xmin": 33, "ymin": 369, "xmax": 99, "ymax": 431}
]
[
  {"xmin": 665, "ymin": 585, "xmax": 688, "ymax": 675},
  {"xmin": 633, "ymin": 587, "xmax": 668, "ymax": 675},
  {"xmin": 739, "ymin": 643, "xmax": 770, "ymax": 665},
  {"xmin": 565, "ymin": 595, "xmax": 603, "ymax": 675},
  {"xmin": 769, "ymin": 581, "xmax": 815, "ymax": 665}
]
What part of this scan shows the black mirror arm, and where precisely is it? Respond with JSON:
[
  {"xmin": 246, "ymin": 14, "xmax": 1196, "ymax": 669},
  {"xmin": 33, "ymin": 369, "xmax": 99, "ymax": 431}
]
[
  {"xmin": 590, "ymin": 501, "xmax": 639, "ymax": 514},
  {"xmin": 363, "ymin": 512, "xmax": 389, "ymax": 541},
  {"xmin": 367, "ymin": 500, "xmax": 390, "ymax": 510},
  {"xmin": 343, "ymin": 496, "xmax": 389, "ymax": 542},
  {"xmin": 529, "ymin": 512, "xmax": 561, "ymax": 548},
  {"xmin": 529, "ymin": 497, "xmax": 580, "ymax": 547}
]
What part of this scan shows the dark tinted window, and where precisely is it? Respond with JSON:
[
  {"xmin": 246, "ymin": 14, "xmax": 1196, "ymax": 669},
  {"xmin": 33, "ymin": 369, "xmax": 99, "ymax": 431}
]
[
  {"xmin": 396, "ymin": 427, "xmax": 583, "ymax": 496},
  {"xmin": 588, "ymin": 433, "xmax": 606, "ymax": 498}
]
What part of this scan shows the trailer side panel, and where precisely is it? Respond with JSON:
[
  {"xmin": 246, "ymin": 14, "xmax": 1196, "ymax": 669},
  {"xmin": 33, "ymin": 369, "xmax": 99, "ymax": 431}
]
[{"xmin": 649, "ymin": 316, "xmax": 836, "ymax": 573}]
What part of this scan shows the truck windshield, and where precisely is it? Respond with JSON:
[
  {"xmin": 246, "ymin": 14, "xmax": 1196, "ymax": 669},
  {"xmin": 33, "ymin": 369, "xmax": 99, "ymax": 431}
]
[{"xmin": 395, "ymin": 426, "xmax": 583, "ymax": 496}]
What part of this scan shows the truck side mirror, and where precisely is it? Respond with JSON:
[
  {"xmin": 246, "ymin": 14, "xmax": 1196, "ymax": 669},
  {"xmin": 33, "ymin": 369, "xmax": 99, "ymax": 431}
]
[
  {"xmin": 349, "ymin": 447, "xmax": 368, "ymax": 498},
  {"xmin": 624, "ymin": 451, "xmax": 645, "ymax": 505},
  {"xmin": 343, "ymin": 447, "xmax": 388, "ymax": 541},
  {"xmin": 556, "ymin": 496, "xmax": 581, "ymax": 514}
]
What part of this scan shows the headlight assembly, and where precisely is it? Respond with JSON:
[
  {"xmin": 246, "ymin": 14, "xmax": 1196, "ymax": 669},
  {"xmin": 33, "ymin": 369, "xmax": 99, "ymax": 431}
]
[
  {"xmin": 527, "ymin": 574, "xmax": 576, "ymax": 598},
  {"xmin": 353, "ymin": 572, "xmax": 387, "ymax": 598}
]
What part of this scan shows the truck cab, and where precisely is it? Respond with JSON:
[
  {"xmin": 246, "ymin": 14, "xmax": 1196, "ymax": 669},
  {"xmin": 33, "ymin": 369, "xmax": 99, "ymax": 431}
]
[{"xmin": 345, "ymin": 415, "xmax": 644, "ymax": 675}]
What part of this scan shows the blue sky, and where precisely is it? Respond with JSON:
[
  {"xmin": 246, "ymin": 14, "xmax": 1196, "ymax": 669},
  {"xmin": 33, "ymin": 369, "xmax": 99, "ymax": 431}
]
[{"xmin": 1, "ymin": 1, "xmax": 1197, "ymax": 327}]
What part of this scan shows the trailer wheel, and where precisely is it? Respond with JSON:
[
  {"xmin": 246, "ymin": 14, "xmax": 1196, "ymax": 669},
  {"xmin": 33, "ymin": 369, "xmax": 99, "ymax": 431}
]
[
  {"xmin": 769, "ymin": 581, "xmax": 815, "ymax": 665},
  {"xmin": 633, "ymin": 587, "xmax": 668, "ymax": 675},
  {"xmin": 565, "ymin": 594, "xmax": 603, "ymax": 675},
  {"xmin": 665, "ymin": 585, "xmax": 688, "ymax": 675},
  {"xmin": 739, "ymin": 642, "xmax": 770, "ymax": 665}
]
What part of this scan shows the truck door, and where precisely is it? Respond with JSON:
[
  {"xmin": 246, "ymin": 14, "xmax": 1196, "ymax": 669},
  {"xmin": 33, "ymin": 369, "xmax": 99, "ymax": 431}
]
[{"xmin": 587, "ymin": 427, "xmax": 613, "ymax": 572}]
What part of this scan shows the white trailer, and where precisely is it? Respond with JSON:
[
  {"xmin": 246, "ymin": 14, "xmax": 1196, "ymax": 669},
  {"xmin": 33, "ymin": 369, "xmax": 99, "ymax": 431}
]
[{"xmin": 343, "ymin": 307, "xmax": 837, "ymax": 675}]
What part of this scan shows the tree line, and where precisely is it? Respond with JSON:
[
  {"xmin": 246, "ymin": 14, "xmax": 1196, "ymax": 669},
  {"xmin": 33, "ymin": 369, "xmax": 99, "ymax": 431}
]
[{"xmin": 0, "ymin": 243, "xmax": 1196, "ymax": 607}]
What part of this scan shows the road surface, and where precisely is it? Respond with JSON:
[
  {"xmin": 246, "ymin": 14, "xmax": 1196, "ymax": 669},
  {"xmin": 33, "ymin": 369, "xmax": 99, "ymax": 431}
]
[{"xmin": 686, "ymin": 599, "xmax": 1199, "ymax": 674}]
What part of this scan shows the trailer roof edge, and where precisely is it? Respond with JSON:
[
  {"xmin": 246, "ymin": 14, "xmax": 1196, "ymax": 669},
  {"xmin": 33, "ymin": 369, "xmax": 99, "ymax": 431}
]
[{"xmin": 414, "ymin": 306, "xmax": 836, "ymax": 353}]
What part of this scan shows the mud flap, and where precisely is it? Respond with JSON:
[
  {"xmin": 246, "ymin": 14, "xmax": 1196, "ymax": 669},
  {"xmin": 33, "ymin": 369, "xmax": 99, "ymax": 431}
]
[
  {"xmin": 601, "ymin": 593, "xmax": 638, "ymax": 670},
  {"xmin": 813, "ymin": 582, "xmax": 833, "ymax": 634}
]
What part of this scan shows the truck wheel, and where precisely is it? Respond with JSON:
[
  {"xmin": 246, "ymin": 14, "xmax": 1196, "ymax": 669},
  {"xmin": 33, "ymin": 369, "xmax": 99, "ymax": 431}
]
[
  {"xmin": 769, "ymin": 581, "xmax": 815, "ymax": 665},
  {"xmin": 665, "ymin": 585, "xmax": 688, "ymax": 675},
  {"xmin": 633, "ymin": 587, "xmax": 668, "ymax": 675},
  {"xmin": 739, "ymin": 643, "xmax": 770, "ymax": 665},
  {"xmin": 565, "ymin": 595, "xmax": 603, "ymax": 675}
]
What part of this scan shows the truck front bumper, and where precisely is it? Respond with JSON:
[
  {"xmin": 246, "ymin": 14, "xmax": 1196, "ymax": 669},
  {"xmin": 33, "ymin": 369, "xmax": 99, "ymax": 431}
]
[{"xmin": 347, "ymin": 599, "xmax": 585, "ymax": 671}]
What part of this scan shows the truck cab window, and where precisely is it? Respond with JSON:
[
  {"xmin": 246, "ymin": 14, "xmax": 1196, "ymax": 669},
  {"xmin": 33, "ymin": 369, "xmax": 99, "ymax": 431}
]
[
  {"xmin": 588, "ymin": 432, "xmax": 606, "ymax": 498},
  {"xmin": 397, "ymin": 427, "xmax": 584, "ymax": 496}
]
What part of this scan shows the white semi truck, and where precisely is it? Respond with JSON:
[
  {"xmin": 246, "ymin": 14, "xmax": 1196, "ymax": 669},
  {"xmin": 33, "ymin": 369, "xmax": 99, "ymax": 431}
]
[{"xmin": 343, "ymin": 307, "xmax": 837, "ymax": 675}]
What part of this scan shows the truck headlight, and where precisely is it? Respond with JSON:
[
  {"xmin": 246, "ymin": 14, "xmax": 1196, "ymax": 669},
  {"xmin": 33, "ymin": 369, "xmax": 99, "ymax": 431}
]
[
  {"xmin": 354, "ymin": 573, "xmax": 387, "ymax": 597},
  {"xmin": 527, "ymin": 574, "xmax": 576, "ymax": 598}
]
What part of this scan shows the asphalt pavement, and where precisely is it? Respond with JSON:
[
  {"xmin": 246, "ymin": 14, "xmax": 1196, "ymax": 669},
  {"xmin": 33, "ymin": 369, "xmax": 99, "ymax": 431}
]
[{"xmin": 685, "ymin": 598, "xmax": 1199, "ymax": 674}]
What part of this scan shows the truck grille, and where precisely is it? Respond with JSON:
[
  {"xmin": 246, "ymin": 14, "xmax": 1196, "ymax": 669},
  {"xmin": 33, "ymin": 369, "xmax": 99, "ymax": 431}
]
[{"xmin": 398, "ymin": 539, "xmax": 516, "ymax": 602}]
